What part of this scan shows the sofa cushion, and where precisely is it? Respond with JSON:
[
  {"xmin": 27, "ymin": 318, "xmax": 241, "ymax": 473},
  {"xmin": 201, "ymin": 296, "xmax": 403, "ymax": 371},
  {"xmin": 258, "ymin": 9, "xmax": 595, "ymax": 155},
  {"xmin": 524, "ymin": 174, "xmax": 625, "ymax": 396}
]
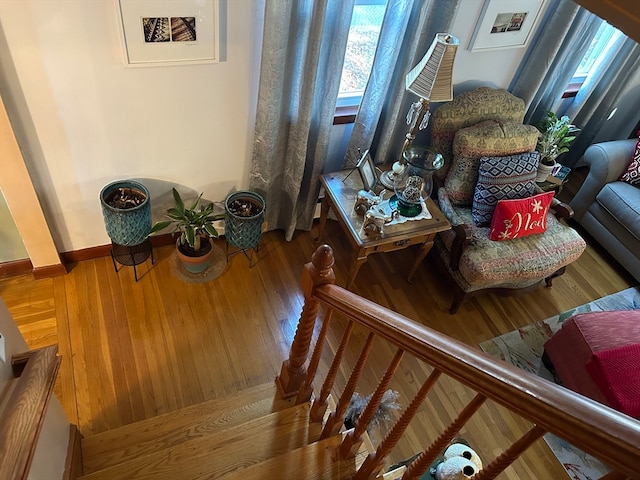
[
  {"xmin": 446, "ymin": 121, "xmax": 539, "ymax": 207},
  {"xmin": 472, "ymin": 152, "xmax": 539, "ymax": 225},
  {"xmin": 489, "ymin": 192, "xmax": 554, "ymax": 240},
  {"xmin": 619, "ymin": 136, "xmax": 640, "ymax": 185},
  {"xmin": 436, "ymin": 206, "xmax": 585, "ymax": 289},
  {"xmin": 431, "ymin": 87, "xmax": 526, "ymax": 178},
  {"xmin": 596, "ymin": 181, "xmax": 640, "ymax": 241}
]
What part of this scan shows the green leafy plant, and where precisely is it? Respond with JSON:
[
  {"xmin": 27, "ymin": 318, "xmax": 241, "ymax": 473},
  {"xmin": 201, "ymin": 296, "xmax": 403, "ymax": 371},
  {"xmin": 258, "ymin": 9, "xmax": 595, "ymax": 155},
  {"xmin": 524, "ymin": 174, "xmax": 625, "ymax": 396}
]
[
  {"xmin": 148, "ymin": 188, "xmax": 224, "ymax": 252},
  {"xmin": 535, "ymin": 111, "xmax": 580, "ymax": 165}
]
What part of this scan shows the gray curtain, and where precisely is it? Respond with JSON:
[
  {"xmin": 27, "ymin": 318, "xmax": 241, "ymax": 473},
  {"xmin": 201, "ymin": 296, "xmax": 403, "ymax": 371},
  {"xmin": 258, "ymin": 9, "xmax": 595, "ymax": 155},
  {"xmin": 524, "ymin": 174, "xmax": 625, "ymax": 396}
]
[
  {"xmin": 249, "ymin": 0, "xmax": 354, "ymax": 241},
  {"xmin": 560, "ymin": 35, "xmax": 640, "ymax": 165},
  {"xmin": 510, "ymin": 0, "xmax": 640, "ymax": 166},
  {"xmin": 345, "ymin": 0, "xmax": 461, "ymax": 168},
  {"xmin": 509, "ymin": 0, "xmax": 602, "ymax": 126}
]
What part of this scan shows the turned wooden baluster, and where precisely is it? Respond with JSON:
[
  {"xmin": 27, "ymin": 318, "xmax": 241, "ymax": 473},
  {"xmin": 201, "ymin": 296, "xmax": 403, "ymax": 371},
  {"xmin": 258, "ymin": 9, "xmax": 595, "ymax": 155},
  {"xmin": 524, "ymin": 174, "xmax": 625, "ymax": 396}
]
[
  {"xmin": 402, "ymin": 394, "xmax": 487, "ymax": 480},
  {"xmin": 276, "ymin": 244, "xmax": 335, "ymax": 398},
  {"xmin": 310, "ymin": 320, "xmax": 355, "ymax": 422},
  {"xmin": 354, "ymin": 368, "xmax": 443, "ymax": 480},
  {"xmin": 321, "ymin": 332, "xmax": 375, "ymax": 439},
  {"xmin": 473, "ymin": 425, "xmax": 545, "ymax": 480},
  {"xmin": 340, "ymin": 348, "xmax": 405, "ymax": 458},
  {"xmin": 295, "ymin": 308, "xmax": 333, "ymax": 404}
]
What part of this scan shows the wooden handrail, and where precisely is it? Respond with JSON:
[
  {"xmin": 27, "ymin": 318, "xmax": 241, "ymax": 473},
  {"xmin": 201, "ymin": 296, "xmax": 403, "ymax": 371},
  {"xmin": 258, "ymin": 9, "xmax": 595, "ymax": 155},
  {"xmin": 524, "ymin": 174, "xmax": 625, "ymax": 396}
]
[
  {"xmin": 314, "ymin": 283, "xmax": 640, "ymax": 476},
  {"xmin": 0, "ymin": 345, "xmax": 61, "ymax": 480},
  {"xmin": 278, "ymin": 245, "xmax": 640, "ymax": 479}
]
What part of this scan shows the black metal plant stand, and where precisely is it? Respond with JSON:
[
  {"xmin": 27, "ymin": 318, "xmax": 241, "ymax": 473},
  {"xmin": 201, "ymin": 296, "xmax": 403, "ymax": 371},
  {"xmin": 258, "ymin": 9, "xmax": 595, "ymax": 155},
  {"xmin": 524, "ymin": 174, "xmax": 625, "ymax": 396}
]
[{"xmin": 110, "ymin": 239, "xmax": 154, "ymax": 282}]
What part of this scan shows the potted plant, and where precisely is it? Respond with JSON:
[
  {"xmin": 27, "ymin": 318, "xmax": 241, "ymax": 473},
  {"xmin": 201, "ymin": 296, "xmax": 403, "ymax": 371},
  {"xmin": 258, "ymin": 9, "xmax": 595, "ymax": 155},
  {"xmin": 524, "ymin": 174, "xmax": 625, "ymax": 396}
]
[
  {"xmin": 534, "ymin": 111, "xmax": 580, "ymax": 182},
  {"xmin": 149, "ymin": 188, "xmax": 225, "ymax": 273},
  {"xmin": 100, "ymin": 180, "xmax": 152, "ymax": 247}
]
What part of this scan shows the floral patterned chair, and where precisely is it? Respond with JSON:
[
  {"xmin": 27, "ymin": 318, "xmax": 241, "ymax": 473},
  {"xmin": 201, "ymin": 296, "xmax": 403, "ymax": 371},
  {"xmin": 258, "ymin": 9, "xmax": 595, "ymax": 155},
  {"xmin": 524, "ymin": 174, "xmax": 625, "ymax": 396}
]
[{"xmin": 429, "ymin": 87, "xmax": 586, "ymax": 313}]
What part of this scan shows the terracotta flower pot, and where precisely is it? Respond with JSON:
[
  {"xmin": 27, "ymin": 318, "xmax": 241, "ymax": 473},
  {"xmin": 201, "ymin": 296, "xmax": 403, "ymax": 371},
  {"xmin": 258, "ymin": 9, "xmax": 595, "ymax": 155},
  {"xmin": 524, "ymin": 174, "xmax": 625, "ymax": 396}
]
[{"xmin": 176, "ymin": 237, "xmax": 214, "ymax": 274}]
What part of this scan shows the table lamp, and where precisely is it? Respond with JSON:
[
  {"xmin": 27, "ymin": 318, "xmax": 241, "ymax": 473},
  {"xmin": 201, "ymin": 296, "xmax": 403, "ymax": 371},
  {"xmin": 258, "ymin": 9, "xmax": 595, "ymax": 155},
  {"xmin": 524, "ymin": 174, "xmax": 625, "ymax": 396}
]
[{"xmin": 380, "ymin": 33, "xmax": 459, "ymax": 189}]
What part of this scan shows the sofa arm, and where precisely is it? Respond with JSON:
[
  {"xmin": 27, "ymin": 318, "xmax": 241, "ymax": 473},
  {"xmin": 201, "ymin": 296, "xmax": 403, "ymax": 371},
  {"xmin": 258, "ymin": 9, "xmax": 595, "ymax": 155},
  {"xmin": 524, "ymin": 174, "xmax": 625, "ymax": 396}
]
[{"xmin": 569, "ymin": 139, "xmax": 636, "ymax": 220}]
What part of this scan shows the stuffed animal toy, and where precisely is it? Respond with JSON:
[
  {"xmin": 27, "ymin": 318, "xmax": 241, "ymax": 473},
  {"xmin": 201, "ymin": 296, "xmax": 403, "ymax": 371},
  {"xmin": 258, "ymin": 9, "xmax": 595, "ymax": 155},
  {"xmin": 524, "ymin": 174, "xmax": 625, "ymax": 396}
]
[
  {"xmin": 435, "ymin": 456, "xmax": 478, "ymax": 479},
  {"xmin": 430, "ymin": 441, "xmax": 483, "ymax": 480}
]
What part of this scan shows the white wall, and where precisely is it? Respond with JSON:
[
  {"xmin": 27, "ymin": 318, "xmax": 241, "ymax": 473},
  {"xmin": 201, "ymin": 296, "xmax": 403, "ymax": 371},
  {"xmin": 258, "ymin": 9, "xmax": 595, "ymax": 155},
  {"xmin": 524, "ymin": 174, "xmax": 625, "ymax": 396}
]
[
  {"xmin": 0, "ymin": 299, "xmax": 69, "ymax": 480},
  {"xmin": 0, "ymin": 0, "xmax": 264, "ymax": 252}
]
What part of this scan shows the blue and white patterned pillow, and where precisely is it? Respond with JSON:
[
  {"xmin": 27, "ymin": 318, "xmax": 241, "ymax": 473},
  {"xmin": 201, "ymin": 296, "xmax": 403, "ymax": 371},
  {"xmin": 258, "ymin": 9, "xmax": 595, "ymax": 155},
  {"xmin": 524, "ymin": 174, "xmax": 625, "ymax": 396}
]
[{"xmin": 472, "ymin": 152, "xmax": 539, "ymax": 226}]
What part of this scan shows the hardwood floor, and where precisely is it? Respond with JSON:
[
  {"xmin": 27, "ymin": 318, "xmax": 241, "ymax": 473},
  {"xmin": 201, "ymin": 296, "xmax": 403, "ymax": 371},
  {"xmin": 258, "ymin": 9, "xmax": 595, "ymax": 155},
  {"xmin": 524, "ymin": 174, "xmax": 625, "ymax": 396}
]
[{"xmin": 0, "ymin": 218, "xmax": 634, "ymax": 478}]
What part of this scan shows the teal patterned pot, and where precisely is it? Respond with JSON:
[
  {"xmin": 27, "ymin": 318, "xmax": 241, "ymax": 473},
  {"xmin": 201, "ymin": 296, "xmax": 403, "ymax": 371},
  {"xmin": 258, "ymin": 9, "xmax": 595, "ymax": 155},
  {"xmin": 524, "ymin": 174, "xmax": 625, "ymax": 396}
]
[
  {"xmin": 100, "ymin": 180, "xmax": 151, "ymax": 246},
  {"xmin": 225, "ymin": 191, "xmax": 265, "ymax": 250}
]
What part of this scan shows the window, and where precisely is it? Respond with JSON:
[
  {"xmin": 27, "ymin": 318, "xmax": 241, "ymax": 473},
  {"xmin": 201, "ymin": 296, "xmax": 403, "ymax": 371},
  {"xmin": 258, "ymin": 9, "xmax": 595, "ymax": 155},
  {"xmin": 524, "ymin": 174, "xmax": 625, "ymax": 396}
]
[
  {"xmin": 565, "ymin": 22, "xmax": 621, "ymax": 97},
  {"xmin": 337, "ymin": 0, "xmax": 387, "ymax": 109}
]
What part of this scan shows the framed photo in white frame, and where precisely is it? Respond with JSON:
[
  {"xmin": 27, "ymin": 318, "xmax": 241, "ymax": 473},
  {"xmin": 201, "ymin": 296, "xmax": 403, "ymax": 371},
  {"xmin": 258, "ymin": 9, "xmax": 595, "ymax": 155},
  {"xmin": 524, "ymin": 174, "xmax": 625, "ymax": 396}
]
[
  {"xmin": 468, "ymin": 0, "xmax": 544, "ymax": 52},
  {"xmin": 357, "ymin": 150, "xmax": 378, "ymax": 192},
  {"xmin": 116, "ymin": 0, "xmax": 219, "ymax": 66}
]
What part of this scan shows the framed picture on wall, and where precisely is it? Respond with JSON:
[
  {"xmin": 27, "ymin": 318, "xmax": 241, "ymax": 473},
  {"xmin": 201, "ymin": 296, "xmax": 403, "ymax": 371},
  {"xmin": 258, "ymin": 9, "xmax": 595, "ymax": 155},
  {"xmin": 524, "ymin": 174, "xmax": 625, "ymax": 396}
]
[
  {"xmin": 468, "ymin": 0, "xmax": 544, "ymax": 52},
  {"xmin": 116, "ymin": 0, "xmax": 219, "ymax": 66}
]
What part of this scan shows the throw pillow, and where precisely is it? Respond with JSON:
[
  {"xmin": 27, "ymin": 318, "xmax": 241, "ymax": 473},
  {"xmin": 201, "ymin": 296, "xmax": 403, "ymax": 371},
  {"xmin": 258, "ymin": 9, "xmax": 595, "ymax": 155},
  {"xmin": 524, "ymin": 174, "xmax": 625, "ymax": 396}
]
[
  {"xmin": 472, "ymin": 151, "xmax": 539, "ymax": 226},
  {"xmin": 446, "ymin": 120, "xmax": 539, "ymax": 207},
  {"xmin": 489, "ymin": 191, "xmax": 555, "ymax": 241},
  {"xmin": 619, "ymin": 134, "xmax": 640, "ymax": 186}
]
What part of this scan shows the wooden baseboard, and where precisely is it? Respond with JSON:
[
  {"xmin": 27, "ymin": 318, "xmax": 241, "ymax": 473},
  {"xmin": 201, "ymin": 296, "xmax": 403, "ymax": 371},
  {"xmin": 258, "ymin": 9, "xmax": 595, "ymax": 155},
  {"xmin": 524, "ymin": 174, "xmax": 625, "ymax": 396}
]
[
  {"xmin": 33, "ymin": 263, "xmax": 68, "ymax": 279},
  {"xmin": 0, "ymin": 234, "xmax": 178, "ymax": 279},
  {"xmin": 63, "ymin": 424, "xmax": 83, "ymax": 480},
  {"xmin": 0, "ymin": 258, "xmax": 32, "ymax": 277}
]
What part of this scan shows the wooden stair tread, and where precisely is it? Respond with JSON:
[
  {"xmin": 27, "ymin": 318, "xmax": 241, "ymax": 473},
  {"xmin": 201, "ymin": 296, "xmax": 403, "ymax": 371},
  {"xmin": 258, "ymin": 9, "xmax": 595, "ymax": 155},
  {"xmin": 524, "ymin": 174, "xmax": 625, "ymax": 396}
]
[
  {"xmin": 81, "ymin": 382, "xmax": 296, "ymax": 474},
  {"xmin": 220, "ymin": 434, "xmax": 357, "ymax": 480},
  {"xmin": 78, "ymin": 401, "xmax": 320, "ymax": 480}
]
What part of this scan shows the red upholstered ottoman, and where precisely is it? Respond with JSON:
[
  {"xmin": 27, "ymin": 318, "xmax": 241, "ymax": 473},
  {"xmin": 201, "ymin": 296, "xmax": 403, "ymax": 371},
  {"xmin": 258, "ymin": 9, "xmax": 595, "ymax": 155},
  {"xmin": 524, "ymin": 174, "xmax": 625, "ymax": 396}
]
[{"xmin": 543, "ymin": 310, "xmax": 640, "ymax": 418}]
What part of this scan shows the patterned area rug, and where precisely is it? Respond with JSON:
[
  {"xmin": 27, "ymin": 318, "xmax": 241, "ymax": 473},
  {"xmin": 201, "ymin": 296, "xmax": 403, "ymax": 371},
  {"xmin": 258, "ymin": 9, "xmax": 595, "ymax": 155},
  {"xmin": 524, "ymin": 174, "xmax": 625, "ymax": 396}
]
[{"xmin": 479, "ymin": 286, "xmax": 640, "ymax": 480}]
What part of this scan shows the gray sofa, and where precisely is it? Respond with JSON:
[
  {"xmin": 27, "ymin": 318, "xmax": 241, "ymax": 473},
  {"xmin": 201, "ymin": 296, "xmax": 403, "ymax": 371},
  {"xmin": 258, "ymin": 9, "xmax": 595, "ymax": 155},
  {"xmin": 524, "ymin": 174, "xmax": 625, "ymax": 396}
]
[{"xmin": 570, "ymin": 139, "xmax": 640, "ymax": 282}]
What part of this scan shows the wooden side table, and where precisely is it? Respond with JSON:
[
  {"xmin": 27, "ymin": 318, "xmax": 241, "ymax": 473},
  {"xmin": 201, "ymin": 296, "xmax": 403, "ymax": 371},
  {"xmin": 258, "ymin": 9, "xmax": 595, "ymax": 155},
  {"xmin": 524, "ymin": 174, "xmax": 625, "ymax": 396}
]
[{"xmin": 317, "ymin": 170, "xmax": 451, "ymax": 288}]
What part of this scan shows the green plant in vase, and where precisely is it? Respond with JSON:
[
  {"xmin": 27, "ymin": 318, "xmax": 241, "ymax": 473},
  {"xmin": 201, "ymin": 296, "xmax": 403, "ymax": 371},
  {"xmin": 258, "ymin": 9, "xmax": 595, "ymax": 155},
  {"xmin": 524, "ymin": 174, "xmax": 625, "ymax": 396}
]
[
  {"xmin": 534, "ymin": 111, "xmax": 580, "ymax": 182},
  {"xmin": 149, "ymin": 188, "xmax": 225, "ymax": 273}
]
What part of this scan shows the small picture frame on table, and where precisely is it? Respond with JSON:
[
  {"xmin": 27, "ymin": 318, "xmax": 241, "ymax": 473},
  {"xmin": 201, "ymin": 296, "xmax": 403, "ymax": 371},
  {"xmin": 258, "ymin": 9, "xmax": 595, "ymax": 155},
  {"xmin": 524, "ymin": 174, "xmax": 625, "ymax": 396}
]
[{"xmin": 357, "ymin": 150, "xmax": 378, "ymax": 192}]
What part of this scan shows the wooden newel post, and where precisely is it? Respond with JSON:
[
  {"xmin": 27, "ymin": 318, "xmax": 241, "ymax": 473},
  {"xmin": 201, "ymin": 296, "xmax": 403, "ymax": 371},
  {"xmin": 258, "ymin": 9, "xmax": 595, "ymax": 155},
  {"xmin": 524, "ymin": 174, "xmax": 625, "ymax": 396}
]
[{"xmin": 275, "ymin": 244, "xmax": 336, "ymax": 398}]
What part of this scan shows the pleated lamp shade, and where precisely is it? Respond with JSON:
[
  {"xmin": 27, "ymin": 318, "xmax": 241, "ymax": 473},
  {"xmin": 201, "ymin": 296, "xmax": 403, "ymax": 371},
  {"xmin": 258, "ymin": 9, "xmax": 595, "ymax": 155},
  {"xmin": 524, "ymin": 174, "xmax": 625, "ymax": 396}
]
[{"xmin": 405, "ymin": 33, "xmax": 459, "ymax": 102}]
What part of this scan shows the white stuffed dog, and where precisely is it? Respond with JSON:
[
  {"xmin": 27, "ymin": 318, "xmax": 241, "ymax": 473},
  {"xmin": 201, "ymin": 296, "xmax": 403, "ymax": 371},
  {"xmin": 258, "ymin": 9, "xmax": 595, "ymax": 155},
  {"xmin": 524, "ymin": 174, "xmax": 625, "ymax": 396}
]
[{"xmin": 434, "ymin": 443, "xmax": 482, "ymax": 480}]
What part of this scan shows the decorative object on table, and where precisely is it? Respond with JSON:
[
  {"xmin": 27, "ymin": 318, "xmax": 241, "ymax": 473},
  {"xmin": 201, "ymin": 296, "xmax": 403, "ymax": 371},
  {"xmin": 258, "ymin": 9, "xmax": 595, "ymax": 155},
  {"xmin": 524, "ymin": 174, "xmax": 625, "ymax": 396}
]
[
  {"xmin": 353, "ymin": 189, "xmax": 385, "ymax": 217},
  {"xmin": 224, "ymin": 190, "xmax": 266, "ymax": 267},
  {"xmin": 148, "ymin": 187, "xmax": 225, "ymax": 274},
  {"xmin": 356, "ymin": 149, "xmax": 379, "ymax": 192},
  {"xmin": 393, "ymin": 145, "xmax": 444, "ymax": 217},
  {"xmin": 534, "ymin": 111, "xmax": 580, "ymax": 182},
  {"xmin": 379, "ymin": 33, "xmax": 458, "ymax": 190},
  {"xmin": 100, "ymin": 179, "xmax": 154, "ymax": 281},
  {"xmin": 468, "ymin": 0, "xmax": 544, "ymax": 52},
  {"xmin": 116, "ymin": 0, "xmax": 220, "ymax": 66},
  {"xmin": 361, "ymin": 206, "xmax": 397, "ymax": 238},
  {"xmin": 479, "ymin": 286, "xmax": 640, "ymax": 480}
]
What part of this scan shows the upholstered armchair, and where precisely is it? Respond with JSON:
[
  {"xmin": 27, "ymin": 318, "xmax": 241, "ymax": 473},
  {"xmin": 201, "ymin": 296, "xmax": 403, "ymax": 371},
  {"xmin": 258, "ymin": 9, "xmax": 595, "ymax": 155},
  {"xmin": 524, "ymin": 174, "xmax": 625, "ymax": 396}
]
[{"xmin": 429, "ymin": 87, "xmax": 586, "ymax": 313}]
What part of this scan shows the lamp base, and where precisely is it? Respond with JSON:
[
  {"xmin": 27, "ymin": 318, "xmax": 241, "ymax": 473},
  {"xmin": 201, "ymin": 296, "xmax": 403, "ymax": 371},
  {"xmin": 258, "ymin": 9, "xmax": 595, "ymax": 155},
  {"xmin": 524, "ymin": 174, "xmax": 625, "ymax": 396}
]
[{"xmin": 379, "ymin": 170, "xmax": 397, "ymax": 189}]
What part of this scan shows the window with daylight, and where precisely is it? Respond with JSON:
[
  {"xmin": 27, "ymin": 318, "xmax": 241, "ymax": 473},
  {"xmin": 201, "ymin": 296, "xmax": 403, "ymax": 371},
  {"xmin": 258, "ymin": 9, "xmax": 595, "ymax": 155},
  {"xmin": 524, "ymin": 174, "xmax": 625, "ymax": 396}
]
[
  {"xmin": 337, "ymin": 0, "xmax": 387, "ymax": 108},
  {"xmin": 565, "ymin": 22, "xmax": 621, "ymax": 96}
]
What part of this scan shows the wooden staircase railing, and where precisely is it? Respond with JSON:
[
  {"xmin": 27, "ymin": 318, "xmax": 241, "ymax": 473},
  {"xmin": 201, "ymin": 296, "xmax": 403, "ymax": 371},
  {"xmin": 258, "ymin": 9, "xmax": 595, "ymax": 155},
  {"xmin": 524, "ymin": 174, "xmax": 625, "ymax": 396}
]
[
  {"xmin": 0, "ymin": 345, "xmax": 61, "ymax": 480},
  {"xmin": 276, "ymin": 245, "xmax": 640, "ymax": 480}
]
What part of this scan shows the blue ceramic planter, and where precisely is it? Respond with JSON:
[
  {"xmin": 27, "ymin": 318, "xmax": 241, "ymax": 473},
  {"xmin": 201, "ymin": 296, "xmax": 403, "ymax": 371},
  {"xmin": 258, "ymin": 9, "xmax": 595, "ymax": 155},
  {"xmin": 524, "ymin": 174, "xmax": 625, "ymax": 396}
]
[{"xmin": 100, "ymin": 180, "xmax": 151, "ymax": 246}]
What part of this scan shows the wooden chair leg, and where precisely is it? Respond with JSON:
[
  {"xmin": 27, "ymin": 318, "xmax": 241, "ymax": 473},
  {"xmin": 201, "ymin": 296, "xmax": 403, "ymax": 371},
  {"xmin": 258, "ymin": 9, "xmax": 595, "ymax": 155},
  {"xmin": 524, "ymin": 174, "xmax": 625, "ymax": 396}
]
[{"xmin": 545, "ymin": 266, "xmax": 566, "ymax": 287}]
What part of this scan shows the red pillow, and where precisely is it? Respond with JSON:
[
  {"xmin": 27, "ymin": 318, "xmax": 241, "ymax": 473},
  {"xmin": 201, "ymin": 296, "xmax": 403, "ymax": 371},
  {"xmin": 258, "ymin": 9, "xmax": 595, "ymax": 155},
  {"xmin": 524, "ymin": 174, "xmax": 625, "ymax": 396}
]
[
  {"xmin": 489, "ymin": 191, "xmax": 555, "ymax": 241},
  {"xmin": 619, "ymin": 135, "xmax": 640, "ymax": 186}
]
